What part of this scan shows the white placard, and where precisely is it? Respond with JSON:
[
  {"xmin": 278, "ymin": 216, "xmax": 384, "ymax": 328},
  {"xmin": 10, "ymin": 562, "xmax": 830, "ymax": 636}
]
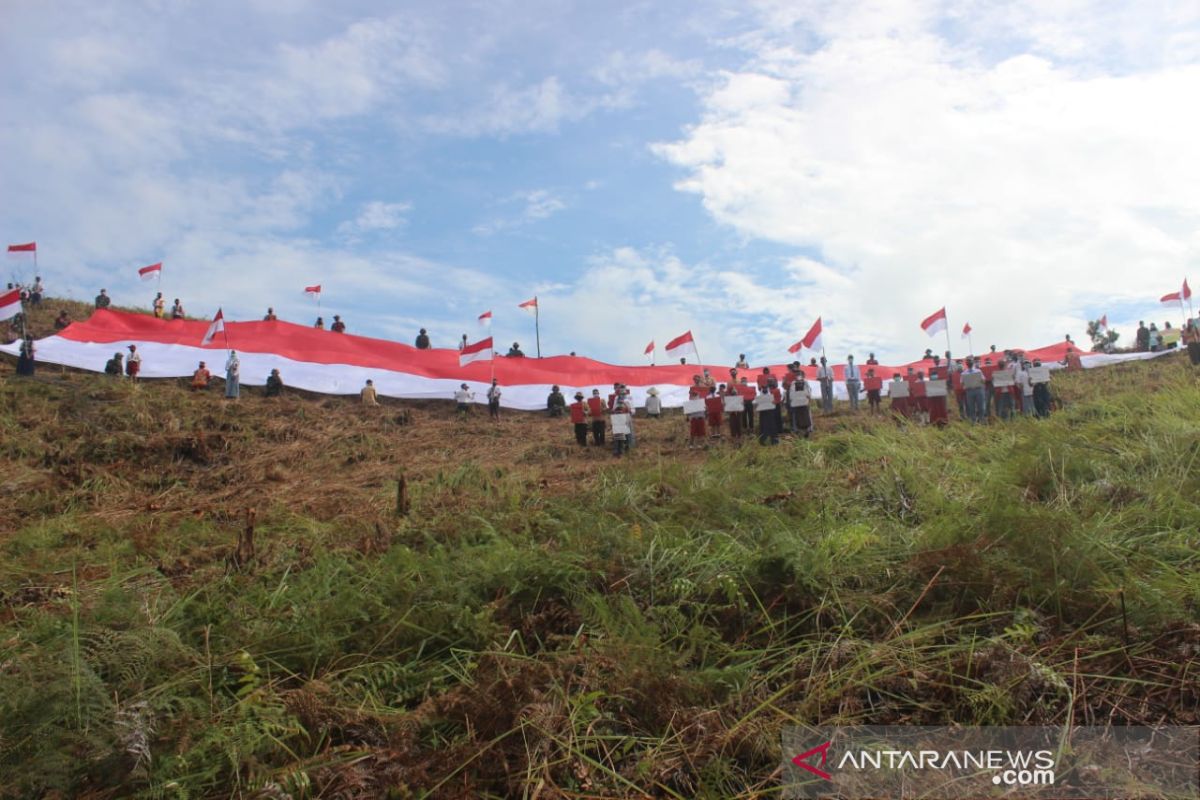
[
  {"xmin": 1029, "ymin": 366, "xmax": 1051, "ymax": 383},
  {"xmin": 991, "ymin": 371, "xmax": 1015, "ymax": 388},
  {"xmin": 925, "ymin": 379, "xmax": 948, "ymax": 397},
  {"xmin": 961, "ymin": 371, "xmax": 985, "ymax": 389},
  {"xmin": 683, "ymin": 399, "xmax": 706, "ymax": 416},
  {"xmin": 889, "ymin": 381, "xmax": 910, "ymax": 398},
  {"xmin": 610, "ymin": 413, "xmax": 631, "ymax": 435},
  {"xmin": 789, "ymin": 389, "xmax": 811, "ymax": 407},
  {"xmin": 723, "ymin": 394, "xmax": 744, "ymax": 413}
]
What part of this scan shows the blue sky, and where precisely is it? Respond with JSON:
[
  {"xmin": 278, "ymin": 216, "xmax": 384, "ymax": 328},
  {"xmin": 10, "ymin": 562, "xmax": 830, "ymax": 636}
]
[{"xmin": 2, "ymin": 0, "xmax": 1198, "ymax": 363}]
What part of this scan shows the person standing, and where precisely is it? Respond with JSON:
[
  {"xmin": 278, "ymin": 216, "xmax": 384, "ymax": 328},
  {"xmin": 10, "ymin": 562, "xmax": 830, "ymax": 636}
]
[
  {"xmin": 29, "ymin": 277, "xmax": 43, "ymax": 306},
  {"xmin": 546, "ymin": 385, "xmax": 566, "ymax": 417},
  {"xmin": 331, "ymin": 315, "xmax": 346, "ymax": 333},
  {"xmin": 1030, "ymin": 360, "xmax": 1052, "ymax": 418},
  {"xmin": 888, "ymin": 373, "xmax": 907, "ymax": 418},
  {"xmin": 926, "ymin": 365, "xmax": 949, "ymax": 427},
  {"xmin": 15, "ymin": 337, "xmax": 35, "ymax": 376},
  {"xmin": 153, "ymin": 293, "xmax": 165, "ymax": 319},
  {"xmin": 458, "ymin": 334, "xmax": 468, "ymax": 351},
  {"xmin": 736, "ymin": 354, "xmax": 749, "ymax": 369},
  {"xmin": 754, "ymin": 385, "xmax": 780, "ymax": 445},
  {"xmin": 611, "ymin": 397, "xmax": 632, "ymax": 457},
  {"xmin": 126, "ymin": 344, "xmax": 141, "ymax": 381},
  {"xmin": 454, "ymin": 383, "xmax": 474, "ymax": 414},
  {"xmin": 95, "ymin": 289, "xmax": 111, "ymax": 309},
  {"xmin": 963, "ymin": 359, "xmax": 985, "ymax": 424},
  {"xmin": 1016, "ymin": 361, "xmax": 1035, "ymax": 416},
  {"xmin": 224, "ymin": 351, "xmax": 241, "ymax": 399},
  {"xmin": 724, "ymin": 383, "xmax": 744, "ymax": 439},
  {"xmin": 788, "ymin": 373, "xmax": 813, "ymax": 437},
  {"xmin": 644, "ymin": 388, "xmax": 662, "ymax": 417},
  {"xmin": 1136, "ymin": 321, "xmax": 1150, "ymax": 352},
  {"xmin": 587, "ymin": 389, "xmax": 606, "ymax": 445},
  {"xmin": 844, "ymin": 355, "xmax": 861, "ymax": 411},
  {"xmin": 314, "ymin": 317, "xmax": 325, "ymax": 329},
  {"xmin": 864, "ymin": 368, "xmax": 882, "ymax": 414},
  {"xmin": 171, "ymin": 299, "xmax": 185, "ymax": 319},
  {"xmin": 738, "ymin": 377, "xmax": 756, "ymax": 432},
  {"xmin": 486, "ymin": 379, "xmax": 501, "ymax": 420},
  {"xmin": 415, "ymin": 328, "xmax": 431, "ymax": 349},
  {"xmin": 705, "ymin": 386, "xmax": 724, "ymax": 439},
  {"xmin": 1184, "ymin": 319, "xmax": 1200, "ymax": 366},
  {"xmin": 992, "ymin": 359, "xmax": 1014, "ymax": 420},
  {"xmin": 263, "ymin": 308, "xmax": 277, "ymax": 321},
  {"xmin": 816, "ymin": 357, "xmax": 835, "ymax": 413},
  {"xmin": 569, "ymin": 392, "xmax": 588, "ymax": 446}
]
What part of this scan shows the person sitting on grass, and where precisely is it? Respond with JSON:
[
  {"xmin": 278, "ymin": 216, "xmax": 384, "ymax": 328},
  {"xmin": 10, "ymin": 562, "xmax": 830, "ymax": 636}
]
[
  {"xmin": 547, "ymin": 385, "xmax": 566, "ymax": 417},
  {"xmin": 104, "ymin": 351, "xmax": 123, "ymax": 376},
  {"xmin": 191, "ymin": 361, "xmax": 211, "ymax": 390},
  {"xmin": 264, "ymin": 368, "xmax": 284, "ymax": 397},
  {"xmin": 454, "ymin": 383, "xmax": 473, "ymax": 414},
  {"xmin": 53, "ymin": 309, "xmax": 71, "ymax": 330},
  {"xmin": 361, "ymin": 379, "xmax": 379, "ymax": 406}
]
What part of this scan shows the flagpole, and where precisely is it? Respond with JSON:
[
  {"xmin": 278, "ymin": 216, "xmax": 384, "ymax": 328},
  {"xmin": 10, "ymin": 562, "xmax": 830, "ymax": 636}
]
[
  {"xmin": 534, "ymin": 297, "xmax": 541, "ymax": 358},
  {"xmin": 943, "ymin": 310, "xmax": 952, "ymax": 359},
  {"xmin": 967, "ymin": 333, "xmax": 974, "ymax": 355}
]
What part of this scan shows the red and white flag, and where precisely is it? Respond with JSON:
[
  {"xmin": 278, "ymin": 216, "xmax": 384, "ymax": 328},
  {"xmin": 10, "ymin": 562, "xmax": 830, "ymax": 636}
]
[
  {"xmin": 478, "ymin": 310, "xmax": 493, "ymax": 325},
  {"xmin": 961, "ymin": 322, "xmax": 972, "ymax": 338},
  {"xmin": 138, "ymin": 262, "xmax": 163, "ymax": 282},
  {"xmin": 0, "ymin": 287, "xmax": 21, "ymax": 321},
  {"xmin": 1097, "ymin": 314, "xmax": 1108, "ymax": 332},
  {"xmin": 7, "ymin": 242, "xmax": 36, "ymax": 253},
  {"xmin": 1183, "ymin": 278, "xmax": 1192, "ymax": 301},
  {"xmin": 459, "ymin": 336, "xmax": 493, "ymax": 367},
  {"xmin": 644, "ymin": 340, "xmax": 655, "ymax": 355},
  {"xmin": 201, "ymin": 309, "xmax": 225, "ymax": 346},
  {"xmin": 920, "ymin": 307, "xmax": 948, "ymax": 337},
  {"xmin": 664, "ymin": 330, "xmax": 697, "ymax": 360},
  {"xmin": 789, "ymin": 317, "xmax": 823, "ymax": 354},
  {"xmin": 518, "ymin": 296, "xmax": 538, "ymax": 314},
  {"xmin": 1161, "ymin": 290, "xmax": 1181, "ymax": 305},
  {"xmin": 304, "ymin": 284, "xmax": 321, "ymax": 297}
]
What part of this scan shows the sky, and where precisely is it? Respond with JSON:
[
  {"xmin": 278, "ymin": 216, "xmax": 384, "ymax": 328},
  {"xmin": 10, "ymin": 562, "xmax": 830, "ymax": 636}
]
[{"xmin": 2, "ymin": 0, "xmax": 1199, "ymax": 364}]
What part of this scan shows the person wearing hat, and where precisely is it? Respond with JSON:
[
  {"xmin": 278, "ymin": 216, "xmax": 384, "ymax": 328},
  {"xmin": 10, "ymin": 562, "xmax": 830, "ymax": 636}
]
[
  {"xmin": 104, "ymin": 351, "xmax": 124, "ymax": 376},
  {"xmin": 454, "ymin": 382, "xmax": 474, "ymax": 413},
  {"xmin": 568, "ymin": 392, "xmax": 588, "ymax": 446},
  {"xmin": 586, "ymin": 389, "xmax": 606, "ymax": 444},
  {"xmin": 225, "ymin": 350, "xmax": 241, "ymax": 399},
  {"xmin": 191, "ymin": 361, "xmax": 211, "ymax": 390},
  {"xmin": 644, "ymin": 387, "xmax": 662, "ymax": 417},
  {"xmin": 95, "ymin": 288, "xmax": 111, "ymax": 309},
  {"xmin": 546, "ymin": 385, "xmax": 566, "ymax": 417},
  {"xmin": 415, "ymin": 328, "xmax": 431, "ymax": 349},
  {"xmin": 331, "ymin": 315, "xmax": 346, "ymax": 333},
  {"xmin": 264, "ymin": 368, "xmax": 284, "ymax": 397},
  {"xmin": 125, "ymin": 344, "xmax": 141, "ymax": 380},
  {"xmin": 844, "ymin": 355, "xmax": 861, "ymax": 411}
]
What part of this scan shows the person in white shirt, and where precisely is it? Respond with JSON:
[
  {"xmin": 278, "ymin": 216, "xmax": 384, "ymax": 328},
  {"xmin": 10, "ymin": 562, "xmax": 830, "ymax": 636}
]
[
  {"xmin": 816, "ymin": 357, "xmax": 835, "ymax": 413},
  {"xmin": 844, "ymin": 355, "xmax": 862, "ymax": 411},
  {"xmin": 454, "ymin": 383, "xmax": 474, "ymax": 414},
  {"xmin": 225, "ymin": 351, "xmax": 240, "ymax": 399},
  {"xmin": 644, "ymin": 388, "xmax": 662, "ymax": 417},
  {"xmin": 486, "ymin": 379, "xmax": 502, "ymax": 420},
  {"xmin": 1016, "ymin": 362, "xmax": 1034, "ymax": 416}
]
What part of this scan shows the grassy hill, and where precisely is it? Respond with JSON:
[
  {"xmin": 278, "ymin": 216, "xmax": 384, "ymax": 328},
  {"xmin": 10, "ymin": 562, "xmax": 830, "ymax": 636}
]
[{"xmin": 1, "ymin": 300, "xmax": 1197, "ymax": 798}]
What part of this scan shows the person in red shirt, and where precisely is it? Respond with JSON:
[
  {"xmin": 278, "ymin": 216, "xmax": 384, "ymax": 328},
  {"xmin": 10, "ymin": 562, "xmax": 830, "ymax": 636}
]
[
  {"xmin": 705, "ymin": 386, "xmax": 724, "ymax": 438},
  {"xmin": 689, "ymin": 375, "xmax": 706, "ymax": 399},
  {"xmin": 607, "ymin": 382, "xmax": 621, "ymax": 410},
  {"xmin": 866, "ymin": 353, "xmax": 879, "ymax": 366},
  {"xmin": 927, "ymin": 365, "xmax": 949, "ymax": 427},
  {"xmin": 756, "ymin": 367, "xmax": 771, "ymax": 390},
  {"xmin": 911, "ymin": 371, "xmax": 929, "ymax": 423},
  {"xmin": 737, "ymin": 377, "xmax": 756, "ymax": 432},
  {"xmin": 724, "ymin": 383, "xmax": 744, "ymax": 439},
  {"xmin": 889, "ymin": 372, "xmax": 909, "ymax": 419},
  {"xmin": 569, "ymin": 392, "xmax": 588, "ymax": 446},
  {"xmin": 687, "ymin": 391, "xmax": 707, "ymax": 447},
  {"xmin": 586, "ymin": 390, "xmax": 606, "ymax": 445},
  {"xmin": 980, "ymin": 357, "xmax": 997, "ymax": 417},
  {"xmin": 863, "ymin": 368, "xmax": 883, "ymax": 413}
]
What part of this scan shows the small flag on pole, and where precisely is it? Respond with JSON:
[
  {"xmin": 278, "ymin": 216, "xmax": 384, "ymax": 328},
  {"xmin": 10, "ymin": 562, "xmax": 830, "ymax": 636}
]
[
  {"xmin": 459, "ymin": 336, "xmax": 494, "ymax": 367},
  {"xmin": 0, "ymin": 287, "xmax": 22, "ymax": 321},
  {"xmin": 644, "ymin": 340, "xmax": 655, "ymax": 355},
  {"xmin": 518, "ymin": 297, "xmax": 538, "ymax": 314},
  {"xmin": 138, "ymin": 262, "xmax": 163, "ymax": 281},
  {"xmin": 664, "ymin": 330, "xmax": 697, "ymax": 360},
  {"xmin": 1098, "ymin": 314, "xmax": 1108, "ymax": 332},
  {"xmin": 304, "ymin": 284, "xmax": 321, "ymax": 297},
  {"xmin": 961, "ymin": 322, "xmax": 972, "ymax": 338},
  {"xmin": 6, "ymin": 242, "xmax": 36, "ymax": 253},
  {"xmin": 201, "ymin": 309, "xmax": 225, "ymax": 346},
  {"xmin": 1182, "ymin": 279, "xmax": 1192, "ymax": 301},
  {"xmin": 789, "ymin": 317, "xmax": 823, "ymax": 354},
  {"xmin": 920, "ymin": 307, "xmax": 948, "ymax": 337},
  {"xmin": 1160, "ymin": 290, "xmax": 1181, "ymax": 305},
  {"xmin": 478, "ymin": 310, "xmax": 493, "ymax": 324}
]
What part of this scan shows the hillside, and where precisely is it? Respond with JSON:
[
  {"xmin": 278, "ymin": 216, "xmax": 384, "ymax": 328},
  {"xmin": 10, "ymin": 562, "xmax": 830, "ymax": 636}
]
[{"xmin": 1, "ymin": 300, "xmax": 1198, "ymax": 798}]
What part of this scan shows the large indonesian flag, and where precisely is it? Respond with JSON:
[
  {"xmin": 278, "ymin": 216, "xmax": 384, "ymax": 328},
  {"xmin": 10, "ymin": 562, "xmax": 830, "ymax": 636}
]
[
  {"xmin": 459, "ymin": 336, "xmax": 493, "ymax": 367},
  {"xmin": 0, "ymin": 310, "xmax": 1173, "ymax": 410},
  {"xmin": 920, "ymin": 307, "xmax": 948, "ymax": 337},
  {"xmin": 201, "ymin": 309, "xmax": 225, "ymax": 346},
  {"xmin": 789, "ymin": 317, "xmax": 823, "ymax": 354},
  {"xmin": 664, "ymin": 330, "xmax": 697, "ymax": 360},
  {"xmin": 0, "ymin": 287, "xmax": 21, "ymax": 321},
  {"xmin": 138, "ymin": 263, "xmax": 163, "ymax": 281}
]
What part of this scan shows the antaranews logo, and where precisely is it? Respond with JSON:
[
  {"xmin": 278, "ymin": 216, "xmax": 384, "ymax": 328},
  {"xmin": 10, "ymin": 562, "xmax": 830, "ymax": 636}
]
[{"xmin": 780, "ymin": 725, "xmax": 1199, "ymax": 799}]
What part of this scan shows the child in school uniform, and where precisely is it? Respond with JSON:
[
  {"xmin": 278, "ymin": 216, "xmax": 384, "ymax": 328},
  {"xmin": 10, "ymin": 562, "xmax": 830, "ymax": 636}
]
[{"xmin": 569, "ymin": 392, "xmax": 588, "ymax": 446}]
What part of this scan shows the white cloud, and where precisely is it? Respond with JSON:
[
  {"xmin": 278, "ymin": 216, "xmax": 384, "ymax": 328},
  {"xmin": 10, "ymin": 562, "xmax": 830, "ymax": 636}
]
[
  {"xmin": 655, "ymin": 0, "xmax": 1200, "ymax": 359},
  {"xmin": 473, "ymin": 189, "xmax": 567, "ymax": 236},
  {"xmin": 337, "ymin": 201, "xmax": 411, "ymax": 238}
]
